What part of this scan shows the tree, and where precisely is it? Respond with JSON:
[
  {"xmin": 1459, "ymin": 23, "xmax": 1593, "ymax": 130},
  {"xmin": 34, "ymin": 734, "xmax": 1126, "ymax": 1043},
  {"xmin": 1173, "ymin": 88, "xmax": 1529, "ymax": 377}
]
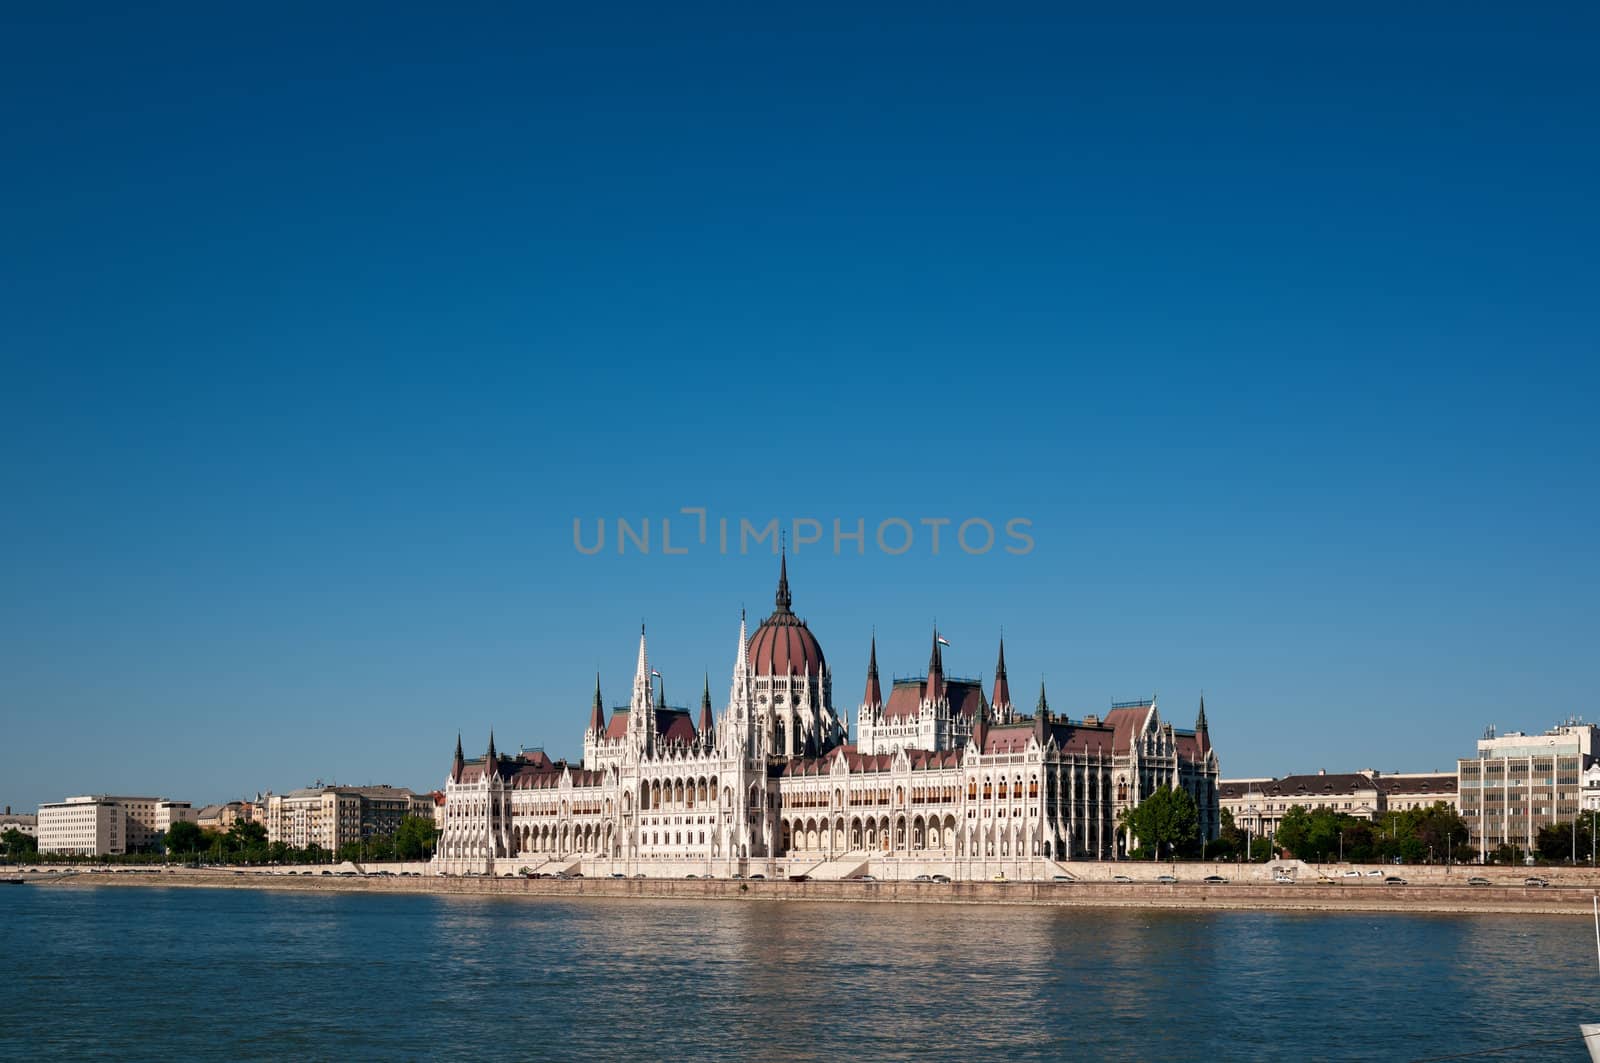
[
  {"xmin": 1118, "ymin": 786, "xmax": 1200, "ymax": 861},
  {"xmin": 165, "ymin": 819, "xmax": 206, "ymax": 855},
  {"xmin": 394, "ymin": 816, "xmax": 440, "ymax": 860},
  {"xmin": 2, "ymin": 828, "xmax": 38, "ymax": 860}
]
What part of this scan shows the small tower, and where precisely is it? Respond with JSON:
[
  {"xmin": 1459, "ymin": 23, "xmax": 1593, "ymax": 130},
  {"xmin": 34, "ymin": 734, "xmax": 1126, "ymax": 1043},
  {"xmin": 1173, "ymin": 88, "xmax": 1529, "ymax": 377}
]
[
  {"xmin": 926, "ymin": 627, "xmax": 944, "ymax": 704},
  {"xmin": 699, "ymin": 673, "xmax": 715, "ymax": 748},
  {"xmin": 991, "ymin": 637, "xmax": 1013, "ymax": 724},
  {"xmin": 627, "ymin": 625, "xmax": 653, "ymax": 755},
  {"xmin": 587, "ymin": 673, "xmax": 606, "ymax": 738},
  {"xmin": 450, "ymin": 732, "xmax": 464, "ymax": 782},
  {"xmin": 1195, "ymin": 694, "xmax": 1210, "ymax": 755},
  {"xmin": 1036, "ymin": 679, "xmax": 1050, "ymax": 717}
]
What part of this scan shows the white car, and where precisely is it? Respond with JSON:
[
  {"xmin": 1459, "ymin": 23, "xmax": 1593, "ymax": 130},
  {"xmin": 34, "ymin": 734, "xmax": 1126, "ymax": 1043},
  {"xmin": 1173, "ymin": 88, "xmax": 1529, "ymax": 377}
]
[
  {"xmin": 1342, "ymin": 870, "xmax": 1361, "ymax": 878},
  {"xmin": 1365, "ymin": 869, "xmax": 1384, "ymax": 877}
]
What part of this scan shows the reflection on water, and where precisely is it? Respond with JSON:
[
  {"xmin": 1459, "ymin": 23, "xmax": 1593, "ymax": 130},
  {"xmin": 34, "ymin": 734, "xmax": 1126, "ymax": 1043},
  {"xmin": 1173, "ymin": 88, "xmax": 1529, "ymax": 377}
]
[{"xmin": 2, "ymin": 887, "xmax": 1595, "ymax": 1061}]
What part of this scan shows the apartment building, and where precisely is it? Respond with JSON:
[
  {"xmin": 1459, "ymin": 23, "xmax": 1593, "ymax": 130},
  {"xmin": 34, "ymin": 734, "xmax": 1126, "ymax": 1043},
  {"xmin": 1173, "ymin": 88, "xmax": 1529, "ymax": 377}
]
[{"xmin": 36, "ymin": 795, "xmax": 195, "ymax": 856}]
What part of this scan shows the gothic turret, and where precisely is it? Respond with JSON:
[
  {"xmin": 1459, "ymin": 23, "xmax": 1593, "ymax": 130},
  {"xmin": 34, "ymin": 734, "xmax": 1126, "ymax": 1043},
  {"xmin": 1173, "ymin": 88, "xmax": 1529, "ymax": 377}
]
[
  {"xmin": 699, "ymin": 674, "xmax": 715, "ymax": 745},
  {"xmin": 991, "ymin": 638, "xmax": 1012, "ymax": 723},
  {"xmin": 451, "ymin": 732, "xmax": 464, "ymax": 782},
  {"xmin": 926, "ymin": 627, "xmax": 944, "ymax": 702},
  {"xmin": 863, "ymin": 634, "xmax": 883, "ymax": 709},
  {"xmin": 1195, "ymin": 694, "xmax": 1210, "ymax": 754},
  {"xmin": 588, "ymin": 673, "xmax": 605, "ymax": 736},
  {"xmin": 1036, "ymin": 679, "xmax": 1050, "ymax": 717}
]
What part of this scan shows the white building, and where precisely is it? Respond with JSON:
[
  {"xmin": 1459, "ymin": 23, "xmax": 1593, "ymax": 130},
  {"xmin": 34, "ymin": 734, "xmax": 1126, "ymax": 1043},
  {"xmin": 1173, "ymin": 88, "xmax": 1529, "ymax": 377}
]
[
  {"xmin": 434, "ymin": 558, "xmax": 1221, "ymax": 879},
  {"xmin": 259, "ymin": 785, "xmax": 433, "ymax": 852},
  {"xmin": 36, "ymin": 795, "xmax": 194, "ymax": 856},
  {"xmin": 1457, "ymin": 721, "xmax": 1597, "ymax": 858}
]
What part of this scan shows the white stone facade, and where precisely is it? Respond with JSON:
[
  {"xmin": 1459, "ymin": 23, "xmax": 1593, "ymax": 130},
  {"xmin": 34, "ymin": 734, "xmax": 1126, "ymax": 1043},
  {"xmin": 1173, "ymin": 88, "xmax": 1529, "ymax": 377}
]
[{"xmin": 433, "ymin": 561, "xmax": 1220, "ymax": 879}]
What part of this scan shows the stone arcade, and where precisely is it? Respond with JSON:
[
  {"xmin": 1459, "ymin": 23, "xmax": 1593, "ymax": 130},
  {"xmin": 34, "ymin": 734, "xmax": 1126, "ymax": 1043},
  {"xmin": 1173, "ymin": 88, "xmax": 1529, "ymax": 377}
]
[{"xmin": 433, "ymin": 558, "xmax": 1220, "ymax": 879}]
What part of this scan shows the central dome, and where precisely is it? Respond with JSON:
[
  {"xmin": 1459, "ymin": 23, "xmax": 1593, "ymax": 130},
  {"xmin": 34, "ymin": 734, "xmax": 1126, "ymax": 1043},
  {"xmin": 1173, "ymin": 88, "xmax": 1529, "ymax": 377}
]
[{"xmin": 748, "ymin": 554, "xmax": 826, "ymax": 677}]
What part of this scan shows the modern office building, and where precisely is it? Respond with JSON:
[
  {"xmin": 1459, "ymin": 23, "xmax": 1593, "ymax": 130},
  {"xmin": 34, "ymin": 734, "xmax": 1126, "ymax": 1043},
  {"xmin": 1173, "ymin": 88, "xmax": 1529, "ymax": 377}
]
[
  {"xmin": 36, "ymin": 795, "xmax": 194, "ymax": 856},
  {"xmin": 1457, "ymin": 721, "xmax": 1596, "ymax": 858}
]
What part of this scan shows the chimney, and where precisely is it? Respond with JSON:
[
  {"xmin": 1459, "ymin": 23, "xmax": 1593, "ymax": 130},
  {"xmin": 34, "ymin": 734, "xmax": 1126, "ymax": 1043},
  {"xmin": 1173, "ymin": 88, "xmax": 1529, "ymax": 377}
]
[{"xmin": 1318, "ymin": 769, "xmax": 1326, "ymax": 776}]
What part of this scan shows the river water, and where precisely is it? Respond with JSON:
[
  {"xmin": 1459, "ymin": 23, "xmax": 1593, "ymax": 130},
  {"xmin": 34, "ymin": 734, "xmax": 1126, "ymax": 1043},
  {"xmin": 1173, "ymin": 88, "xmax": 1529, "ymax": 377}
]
[{"xmin": 1, "ymin": 885, "xmax": 1594, "ymax": 1061}]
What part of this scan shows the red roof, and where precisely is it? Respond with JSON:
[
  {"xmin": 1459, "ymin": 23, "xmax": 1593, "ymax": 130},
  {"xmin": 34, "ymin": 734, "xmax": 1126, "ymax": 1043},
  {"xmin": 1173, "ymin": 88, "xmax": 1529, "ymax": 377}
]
[{"xmin": 883, "ymin": 679, "xmax": 985, "ymax": 721}]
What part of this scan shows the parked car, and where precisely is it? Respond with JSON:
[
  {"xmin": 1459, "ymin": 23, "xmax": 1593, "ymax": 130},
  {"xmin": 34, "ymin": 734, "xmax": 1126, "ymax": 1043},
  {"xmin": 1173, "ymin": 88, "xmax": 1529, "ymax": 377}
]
[
  {"xmin": 731, "ymin": 874, "xmax": 744, "ymax": 880},
  {"xmin": 1523, "ymin": 876, "xmax": 1549, "ymax": 888},
  {"xmin": 610, "ymin": 872, "xmax": 625, "ymax": 879},
  {"xmin": 1466, "ymin": 876, "xmax": 1491, "ymax": 886},
  {"xmin": 1203, "ymin": 875, "xmax": 1227, "ymax": 884},
  {"xmin": 1365, "ymin": 869, "xmax": 1383, "ymax": 877},
  {"xmin": 789, "ymin": 874, "xmax": 812, "ymax": 882},
  {"xmin": 1155, "ymin": 874, "xmax": 1177, "ymax": 884},
  {"xmin": 749, "ymin": 873, "xmax": 765, "ymax": 880},
  {"xmin": 912, "ymin": 874, "xmax": 932, "ymax": 882},
  {"xmin": 932, "ymin": 874, "xmax": 952, "ymax": 883},
  {"xmin": 1112, "ymin": 874, "xmax": 1133, "ymax": 884},
  {"xmin": 1384, "ymin": 876, "xmax": 1407, "ymax": 885},
  {"xmin": 1341, "ymin": 870, "xmax": 1362, "ymax": 878},
  {"xmin": 1273, "ymin": 873, "xmax": 1294, "ymax": 884},
  {"xmin": 686, "ymin": 874, "xmax": 699, "ymax": 879},
  {"xmin": 632, "ymin": 873, "xmax": 646, "ymax": 879},
  {"xmin": 852, "ymin": 874, "xmax": 876, "ymax": 882}
]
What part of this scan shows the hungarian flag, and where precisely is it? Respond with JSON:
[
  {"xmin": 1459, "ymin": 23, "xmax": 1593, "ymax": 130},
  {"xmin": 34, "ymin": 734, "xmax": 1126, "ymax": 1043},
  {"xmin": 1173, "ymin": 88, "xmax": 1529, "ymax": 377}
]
[
  {"xmin": 937, "ymin": 635, "xmax": 951, "ymax": 647},
  {"xmin": 651, "ymin": 669, "xmax": 662, "ymax": 678}
]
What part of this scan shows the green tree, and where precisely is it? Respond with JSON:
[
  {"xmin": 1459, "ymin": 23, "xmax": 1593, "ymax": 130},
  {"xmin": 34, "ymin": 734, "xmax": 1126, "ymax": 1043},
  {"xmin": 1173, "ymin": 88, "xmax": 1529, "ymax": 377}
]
[
  {"xmin": 2, "ymin": 828, "xmax": 39, "ymax": 860},
  {"xmin": 165, "ymin": 819, "xmax": 206, "ymax": 855},
  {"xmin": 1117, "ymin": 786, "xmax": 1200, "ymax": 861},
  {"xmin": 394, "ymin": 816, "xmax": 440, "ymax": 860}
]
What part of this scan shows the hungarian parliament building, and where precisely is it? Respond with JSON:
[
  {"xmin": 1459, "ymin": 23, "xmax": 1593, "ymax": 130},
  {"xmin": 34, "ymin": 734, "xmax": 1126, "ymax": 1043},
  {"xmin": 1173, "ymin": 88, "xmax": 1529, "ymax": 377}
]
[{"xmin": 433, "ymin": 558, "xmax": 1221, "ymax": 879}]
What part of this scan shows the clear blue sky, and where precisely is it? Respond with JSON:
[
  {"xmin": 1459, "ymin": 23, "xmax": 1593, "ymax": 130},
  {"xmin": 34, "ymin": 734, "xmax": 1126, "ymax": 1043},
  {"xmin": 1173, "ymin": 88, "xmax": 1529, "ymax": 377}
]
[{"xmin": 2, "ymin": 5, "xmax": 1596, "ymax": 810}]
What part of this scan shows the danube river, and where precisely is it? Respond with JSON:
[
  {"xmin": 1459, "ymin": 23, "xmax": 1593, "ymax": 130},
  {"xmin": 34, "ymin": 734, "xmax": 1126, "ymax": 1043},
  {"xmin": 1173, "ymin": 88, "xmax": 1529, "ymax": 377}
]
[{"xmin": 2, "ymin": 886, "xmax": 1595, "ymax": 1061}]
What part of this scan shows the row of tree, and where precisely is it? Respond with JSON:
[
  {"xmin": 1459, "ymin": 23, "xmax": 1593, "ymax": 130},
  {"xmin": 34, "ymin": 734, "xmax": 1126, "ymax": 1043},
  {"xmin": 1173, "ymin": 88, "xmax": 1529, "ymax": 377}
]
[
  {"xmin": 1112, "ymin": 785, "xmax": 1482, "ymax": 864},
  {"xmin": 9, "ymin": 816, "xmax": 440, "ymax": 865}
]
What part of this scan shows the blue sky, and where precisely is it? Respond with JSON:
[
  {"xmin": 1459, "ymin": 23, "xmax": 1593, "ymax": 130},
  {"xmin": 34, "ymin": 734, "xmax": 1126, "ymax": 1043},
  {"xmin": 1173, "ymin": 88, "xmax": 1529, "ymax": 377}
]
[{"xmin": 2, "ymin": 5, "xmax": 1596, "ymax": 809}]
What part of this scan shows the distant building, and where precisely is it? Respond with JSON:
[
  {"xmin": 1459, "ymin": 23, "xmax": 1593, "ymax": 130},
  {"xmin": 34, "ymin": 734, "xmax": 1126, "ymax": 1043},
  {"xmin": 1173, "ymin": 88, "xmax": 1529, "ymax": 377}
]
[
  {"xmin": 259, "ymin": 786, "xmax": 432, "ymax": 851},
  {"xmin": 0, "ymin": 808, "xmax": 38, "ymax": 838},
  {"xmin": 36, "ymin": 796, "xmax": 194, "ymax": 856},
  {"xmin": 195, "ymin": 802, "xmax": 248, "ymax": 832},
  {"xmin": 1457, "ymin": 721, "xmax": 1596, "ymax": 858},
  {"xmin": 1220, "ymin": 769, "xmax": 1457, "ymax": 840}
]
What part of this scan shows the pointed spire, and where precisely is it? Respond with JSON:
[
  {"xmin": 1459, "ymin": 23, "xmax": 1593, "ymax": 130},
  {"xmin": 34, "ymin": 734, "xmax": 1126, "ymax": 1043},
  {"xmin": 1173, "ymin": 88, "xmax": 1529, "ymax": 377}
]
[
  {"xmin": 927, "ymin": 626, "xmax": 944, "ymax": 701},
  {"xmin": 774, "ymin": 546, "xmax": 792, "ymax": 612},
  {"xmin": 656, "ymin": 675, "xmax": 666, "ymax": 711},
  {"xmin": 1195, "ymin": 694, "xmax": 1210, "ymax": 753},
  {"xmin": 451, "ymin": 732, "xmax": 464, "ymax": 781},
  {"xmin": 486, "ymin": 728, "xmax": 497, "ymax": 763},
  {"xmin": 699, "ymin": 673, "xmax": 714, "ymax": 733},
  {"xmin": 991, "ymin": 637, "xmax": 1011, "ymax": 714},
  {"xmin": 589, "ymin": 672, "xmax": 605, "ymax": 735},
  {"xmin": 1036, "ymin": 679, "xmax": 1049, "ymax": 716},
  {"xmin": 863, "ymin": 632, "xmax": 882, "ymax": 707}
]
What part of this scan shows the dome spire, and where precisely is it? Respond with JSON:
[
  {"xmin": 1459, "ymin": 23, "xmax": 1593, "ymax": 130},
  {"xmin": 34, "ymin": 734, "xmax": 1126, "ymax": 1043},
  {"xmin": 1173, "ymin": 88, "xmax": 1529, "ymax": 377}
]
[{"xmin": 775, "ymin": 541, "xmax": 792, "ymax": 613}]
